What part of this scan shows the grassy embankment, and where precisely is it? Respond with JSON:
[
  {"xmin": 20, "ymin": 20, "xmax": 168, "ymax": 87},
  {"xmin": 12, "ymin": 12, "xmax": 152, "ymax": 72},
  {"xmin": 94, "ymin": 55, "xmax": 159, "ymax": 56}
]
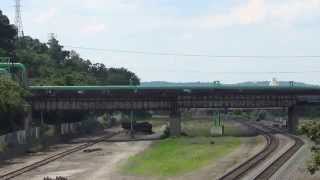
[{"xmin": 122, "ymin": 119, "xmax": 242, "ymax": 177}]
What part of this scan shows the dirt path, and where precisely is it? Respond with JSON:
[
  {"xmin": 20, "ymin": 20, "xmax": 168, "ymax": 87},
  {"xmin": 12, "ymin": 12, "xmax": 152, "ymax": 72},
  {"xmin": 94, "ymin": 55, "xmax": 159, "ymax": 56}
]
[
  {"xmin": 11, "ymin": 139, "xmax": 151, "ymax": 180},
  {"xmin": 0, "ymin": 129, "xmax": 118, "ymax": 176}
]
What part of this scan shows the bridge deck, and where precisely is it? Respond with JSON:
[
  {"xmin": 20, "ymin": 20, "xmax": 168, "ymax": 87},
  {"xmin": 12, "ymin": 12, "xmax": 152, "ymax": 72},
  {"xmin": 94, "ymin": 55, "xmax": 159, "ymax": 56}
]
[
  {"xmin": 30, "ymin": 85, "xmax": 320, "ymax": 92},
  {"xmin": 29, "ymin": 85, "xmax": 320, "ymax": 111}
]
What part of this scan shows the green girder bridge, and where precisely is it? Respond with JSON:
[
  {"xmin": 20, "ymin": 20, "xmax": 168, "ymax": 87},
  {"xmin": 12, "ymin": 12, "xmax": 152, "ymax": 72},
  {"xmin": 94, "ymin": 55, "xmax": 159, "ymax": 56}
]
[
  {"xmin": 2, "ymin": 63, "xmax": 320, "ymax": 135},
  {"xmin": 29, "ymin": 85, "xmax": 320, "ymax": 135}
]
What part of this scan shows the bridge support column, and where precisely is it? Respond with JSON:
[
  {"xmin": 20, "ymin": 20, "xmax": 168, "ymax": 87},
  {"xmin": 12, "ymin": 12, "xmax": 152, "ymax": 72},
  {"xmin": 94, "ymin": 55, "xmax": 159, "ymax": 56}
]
[
  {"xmin": 24, "ymin": 110, "xmax": 32, "ymax": 131},
  {"xmin": 169, "ymin": 111, "xmax": 181, "ymax": 137},
  {"xmin": 24, "ymin": 105, "xmax": 33, "ymax": 142},
  {"xmin": 24, "ymin": 105, "xmax": 32, "ymax": 131},
  {"xmin": 288, "ymin": 106, "xmax": 299, "ymax": 134}
]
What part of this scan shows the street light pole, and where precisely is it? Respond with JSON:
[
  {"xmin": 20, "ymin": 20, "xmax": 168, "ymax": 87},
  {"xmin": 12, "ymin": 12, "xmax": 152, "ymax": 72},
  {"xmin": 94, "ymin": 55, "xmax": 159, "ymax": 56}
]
[{"xmin": 129, "ymin": 77, "xmax": 134, "ymax": 138}]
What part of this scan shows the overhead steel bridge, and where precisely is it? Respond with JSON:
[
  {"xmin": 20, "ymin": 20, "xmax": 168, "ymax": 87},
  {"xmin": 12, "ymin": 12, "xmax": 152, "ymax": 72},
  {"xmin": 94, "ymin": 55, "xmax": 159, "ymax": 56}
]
[
  {"xmin": 3, "ymin": 63, "xmax": 320, "ymax": 135},
  {"xmin": 29, "ymin": 85, "xmax": 320, "ymax": 111}
]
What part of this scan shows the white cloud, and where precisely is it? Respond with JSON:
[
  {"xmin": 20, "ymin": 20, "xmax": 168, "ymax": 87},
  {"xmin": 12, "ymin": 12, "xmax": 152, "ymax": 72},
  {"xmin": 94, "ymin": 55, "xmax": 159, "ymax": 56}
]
[
  {"xmin": 33, "ymin": 8, "xmax": 57, "ymax": 24},
  {"xmin": 80, "ymin": 0, "xmax": 142, "ymax": 13},
  {"xmin": 235, "ymin": 0, "xmax": 266, "ymax": 25},
  {"xmin": 81, "ymin": 23, "xmax": 106, "ymax": 33},
  {"xmin": 271, "ymin": 0, "xmax": 320, "ymax": 24},
  {"xmin": 181, "ymin": 32, "xmax": 193, "ymax": 40},
  {"xmin": 195, "ymin": 0, "xmax": 320, "ymax": 28},
  {"xmin": 19, "ymin": 0, "xmax": 320, "ymax": 83}
]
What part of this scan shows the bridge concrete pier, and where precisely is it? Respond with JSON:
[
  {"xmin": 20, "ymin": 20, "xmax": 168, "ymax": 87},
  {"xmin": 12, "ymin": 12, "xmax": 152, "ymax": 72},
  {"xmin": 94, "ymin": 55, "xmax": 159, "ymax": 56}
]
[
  {"xmin": 288, "ymin": 106, "xmax": 299, "ymax": 134},
  {"xmin": 169, "ymin": 111, "xmax": 181, "ymax": 136},
  {"xmin": 24, "ymin": 110, "xmax": 32, "ymax": 131}
]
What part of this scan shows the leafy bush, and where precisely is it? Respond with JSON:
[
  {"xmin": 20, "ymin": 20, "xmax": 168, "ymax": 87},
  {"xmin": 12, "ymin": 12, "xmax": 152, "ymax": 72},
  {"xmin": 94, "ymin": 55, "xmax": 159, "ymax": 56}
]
[
  {"xmin": 0, "ymin": 76, "xmax": 28, "ymax": 133},
  {"xmin": 300, "ymin": 121, "xmax": 320, "ymax": 174},
  {"xmin": 160, "ymin": 126, "xmax": 170, "ymax": 139}
]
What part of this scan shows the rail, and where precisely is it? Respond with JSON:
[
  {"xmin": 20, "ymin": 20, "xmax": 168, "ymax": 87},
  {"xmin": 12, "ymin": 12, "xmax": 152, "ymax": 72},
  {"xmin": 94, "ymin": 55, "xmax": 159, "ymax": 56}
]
[{"xmin": 0, "ymin": 131, "xmax": 120, "ymax": 180}]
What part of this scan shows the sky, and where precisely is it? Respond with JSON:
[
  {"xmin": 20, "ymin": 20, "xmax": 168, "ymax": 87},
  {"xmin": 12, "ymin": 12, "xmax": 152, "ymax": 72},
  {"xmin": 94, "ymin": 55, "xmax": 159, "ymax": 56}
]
[{"xmin": 1, "ymin": 0, "xmax": 320, "ymax": 84}]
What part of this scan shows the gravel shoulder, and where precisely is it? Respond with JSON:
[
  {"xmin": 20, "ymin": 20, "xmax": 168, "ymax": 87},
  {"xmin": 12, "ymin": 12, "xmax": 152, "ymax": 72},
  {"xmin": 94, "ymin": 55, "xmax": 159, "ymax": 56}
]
[{"xmin": 271, "ymin": 136, "xmax": 320, "ymax": 180}]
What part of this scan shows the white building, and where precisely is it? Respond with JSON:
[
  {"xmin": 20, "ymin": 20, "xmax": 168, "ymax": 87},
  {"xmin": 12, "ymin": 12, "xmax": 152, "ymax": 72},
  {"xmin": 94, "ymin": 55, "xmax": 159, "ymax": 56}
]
[{"xmin": 269, "ymin": 78, "xmax": 279, "ymax": 86}]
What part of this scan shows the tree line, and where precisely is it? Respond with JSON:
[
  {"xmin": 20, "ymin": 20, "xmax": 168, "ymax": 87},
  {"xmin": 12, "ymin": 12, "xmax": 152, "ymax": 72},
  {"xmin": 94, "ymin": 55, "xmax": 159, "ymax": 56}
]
[{"xmin": 0, "ymin": 10, "xmax": 140, "ymax": 134}]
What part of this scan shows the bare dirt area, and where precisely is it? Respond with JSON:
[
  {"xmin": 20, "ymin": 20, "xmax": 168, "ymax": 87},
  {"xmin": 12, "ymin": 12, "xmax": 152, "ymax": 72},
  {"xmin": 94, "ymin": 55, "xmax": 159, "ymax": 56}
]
[
  {"xmin": 0, "ymin": 130, "xmax": 153, "ymax": 180},
  {"xmin": 15, "ymin": 140, "xmax": 152, "ymax": 180},
  {"xmin": 0, "ymin": 129, "xmax": 119, "ymax": 176},
  {"xmin": 0, "ymin": 121, "xmax": 269, "ymax": 180}
]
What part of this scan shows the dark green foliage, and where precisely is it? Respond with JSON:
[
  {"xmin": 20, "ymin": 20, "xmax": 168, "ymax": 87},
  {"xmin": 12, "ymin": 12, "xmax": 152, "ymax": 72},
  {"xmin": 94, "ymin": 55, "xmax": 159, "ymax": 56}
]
[
  {"xmin": 47, "ymin": 37, "xmax": 69, "ymax": 65},
  {"xmin": 300, "ymin": 121, "xmax": 320, "ymax": 144},
  {"xmin": 0, "ymin": 10, "xmax": 17, "ymax": 56},
  {"xmin": 0, "ymin": 76, "xmax": 28, "ymax": 134},
  {"xmin": 298, "ymin": 106, "xmax": 320, "ymax": 119},
  {"xmin": 0, "ymin": 10, "xmax": 141, "ymax": 132},
  {"xmin": 300, "ymin": 121, "xmax": 320, "ymax": 174},
  {"xmin": 0, "ymin": 5, "xmax": 140, "ymax": 86},
  {"xmin": 15, "ymin": 36, "xmax": 140, "ymax": 86}
]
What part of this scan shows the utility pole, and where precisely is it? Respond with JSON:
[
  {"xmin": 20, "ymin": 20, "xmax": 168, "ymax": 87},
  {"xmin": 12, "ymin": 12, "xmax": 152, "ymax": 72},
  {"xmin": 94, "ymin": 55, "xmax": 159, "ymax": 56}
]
[
  {"xmin": 14, "ymin": 0, "xmax": 24, "ymax": 37},
  {"xmin": 129, "ymin": 77, "xmax": 135, "ymax": 138}
]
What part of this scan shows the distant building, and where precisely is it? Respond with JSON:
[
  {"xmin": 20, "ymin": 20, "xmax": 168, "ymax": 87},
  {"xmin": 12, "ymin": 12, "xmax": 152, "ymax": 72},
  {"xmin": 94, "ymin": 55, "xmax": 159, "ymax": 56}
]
[{"xmin": 269, "ymin": 78, "xmax": 279, "ymax": 86}]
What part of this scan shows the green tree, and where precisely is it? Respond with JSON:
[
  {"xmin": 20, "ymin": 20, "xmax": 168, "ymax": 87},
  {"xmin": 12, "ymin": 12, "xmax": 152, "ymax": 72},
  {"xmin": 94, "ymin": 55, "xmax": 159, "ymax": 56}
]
[
  {"xmin": 0, "ymin": 10, "xmax": 142, "ymax": 129},
  {"xmin": 0, "ymin": 10, "xmax": 17, "ymax": 56},
  {"xmin": 0, "ymin": 76, "xmax": 28, "ymax": 133},
  {"xmin": 47, "ymin": 36, "xmax": 69, "ymax": 65},
  {"xmin": 300, "ymin": 121, "xmax": 320, "ymax": 174}
]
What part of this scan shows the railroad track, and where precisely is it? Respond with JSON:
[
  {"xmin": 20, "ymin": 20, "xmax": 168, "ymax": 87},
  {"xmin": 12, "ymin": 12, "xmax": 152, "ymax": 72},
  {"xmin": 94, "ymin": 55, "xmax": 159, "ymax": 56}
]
[
  {"xmin": 253, "ymin": 125, "xmax": 304, "ymax": 180},
  {"xmin": 219, "ymin": 121, "xmax": 304, "ymax": 180},
  {"xmin": 218, "ymin": 122, "xmax": 279, "ymax": 180},
  {"xmin": 0, "ymin": 131, "xmax": 120, "ymax": 180}
]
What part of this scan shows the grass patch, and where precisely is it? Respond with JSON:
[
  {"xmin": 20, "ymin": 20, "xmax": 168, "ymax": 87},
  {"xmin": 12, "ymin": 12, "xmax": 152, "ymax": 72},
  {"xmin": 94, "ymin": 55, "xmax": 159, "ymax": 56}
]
[
  {"xmin": 183, "ymin": 119, "xmax": 213, "ymax": 136},
  {"xmin": 122, "ymin": 136, "xmax": 241, "ymax": 177},
  {"xmin": 121, "ymin": 119, "xmax": 245, "ymax": 177}
]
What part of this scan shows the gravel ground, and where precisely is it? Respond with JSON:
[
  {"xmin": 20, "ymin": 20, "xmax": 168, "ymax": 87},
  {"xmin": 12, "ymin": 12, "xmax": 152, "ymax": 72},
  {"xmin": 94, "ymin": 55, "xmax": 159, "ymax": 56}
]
[
  {"xmin": 241, "ymin": 134, "xmax": 295, "ymax": 180},
  {"xmin": 0, "ymin": 121, "xmax": 272, "ymax": 180},
  {"xmin": 21, "ymin": 141, "xmax": 151, "ymax": 180},
  {"xmin": 0, "ymin": 129, "xmax": 118, "ymax": 176},
  {"xmin": 271, "ymin": 136, "xmax": 320, "ymax": 180}
]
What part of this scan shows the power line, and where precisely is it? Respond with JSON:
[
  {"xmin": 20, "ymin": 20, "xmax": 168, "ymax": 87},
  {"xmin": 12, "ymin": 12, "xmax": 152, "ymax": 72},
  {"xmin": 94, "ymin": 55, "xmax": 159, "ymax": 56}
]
[{"xmin": 65, "ymin": 45, "xmax": 320, "ymax": 58}]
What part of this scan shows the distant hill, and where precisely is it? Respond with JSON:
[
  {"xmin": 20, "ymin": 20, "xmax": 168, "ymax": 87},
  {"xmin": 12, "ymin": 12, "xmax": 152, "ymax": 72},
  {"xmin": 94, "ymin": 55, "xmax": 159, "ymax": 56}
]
[
  {"xmin": 234, "ymin": 81, "xmax": 314, "ymax": 87},
  {"xmin": 141, "ymin": 81, "xmax": 212, "ymax": 87},
  {"xmin": 141, "ymin": 81, "xmax": 317, "ymax": 87}
]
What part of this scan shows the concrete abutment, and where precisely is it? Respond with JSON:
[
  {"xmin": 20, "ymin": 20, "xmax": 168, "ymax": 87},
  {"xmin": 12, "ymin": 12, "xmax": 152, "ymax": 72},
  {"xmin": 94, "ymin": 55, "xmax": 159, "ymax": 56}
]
[
  {"xmin": 169, "ymin": 111, "xmax": 181, "ymax": 136},
  {"xmin": 288, "ymin": 106, "xmax": 299, "ymax": 134}
]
